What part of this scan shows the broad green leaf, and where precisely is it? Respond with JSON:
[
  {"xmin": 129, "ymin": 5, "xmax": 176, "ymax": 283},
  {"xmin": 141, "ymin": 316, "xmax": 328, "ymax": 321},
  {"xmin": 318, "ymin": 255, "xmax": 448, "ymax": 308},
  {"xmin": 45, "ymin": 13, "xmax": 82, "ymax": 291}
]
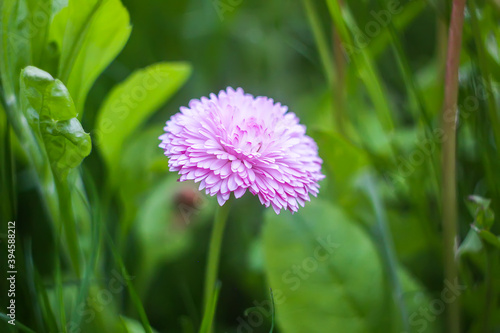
[
  {"xmin": 95, "ymin": 62, "xmax": 191, "ymax": 172},
  {"xmin": 263, "ymin": 200, "xmax": 390, "ymax": 333},
  {"xmin": 26, "ymin": 0, "xmax": 54, "ymax": 66},
  {"xmin": 263, "ymin": 200, "xmax": 436, "ymax": 333},
  {"xmin": 20, "ymin": 66, "xmax": 91, "ymax": 178},
  {"xmin": 51, "ymin": 0, "xmax": 131, "ymax": 113}
]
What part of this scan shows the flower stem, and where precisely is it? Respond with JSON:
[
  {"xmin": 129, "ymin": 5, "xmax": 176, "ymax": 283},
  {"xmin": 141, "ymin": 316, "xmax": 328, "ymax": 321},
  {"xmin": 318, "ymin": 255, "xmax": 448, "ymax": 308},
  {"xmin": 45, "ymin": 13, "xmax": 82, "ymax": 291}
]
[
  {"xmin": 442, "ymin": 0, "xmax": 466, "ymax": 332},
  {"xmin": 202, "ymin": 201, "xmax": 231, "ymax": 327}
]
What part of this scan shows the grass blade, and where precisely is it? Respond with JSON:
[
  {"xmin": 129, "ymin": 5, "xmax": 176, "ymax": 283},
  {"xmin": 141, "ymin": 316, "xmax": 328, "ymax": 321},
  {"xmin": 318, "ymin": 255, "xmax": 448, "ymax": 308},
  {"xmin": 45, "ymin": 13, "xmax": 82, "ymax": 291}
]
[
  {"xmin": 0, "ymin": 313, "xmax": 36, "ymax": 333},
  {"xmin": 106, "ymin": 231, "xmax": 153, "ymax": 333},
  {"xmin": 302, "ymin": 0, "xmax": 335, "ymax": 87},
  {"xmin": 325, "ymin": 0, "xmax": 395, "ymax": 132}
]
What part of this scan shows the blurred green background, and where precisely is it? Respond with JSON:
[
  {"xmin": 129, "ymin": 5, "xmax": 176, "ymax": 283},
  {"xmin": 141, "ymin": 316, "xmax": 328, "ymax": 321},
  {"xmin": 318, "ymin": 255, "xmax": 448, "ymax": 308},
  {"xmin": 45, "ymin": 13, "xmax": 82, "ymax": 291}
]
[{"xmin": 1, "ymin": 0, "xmax": 500, "ymax": 332}]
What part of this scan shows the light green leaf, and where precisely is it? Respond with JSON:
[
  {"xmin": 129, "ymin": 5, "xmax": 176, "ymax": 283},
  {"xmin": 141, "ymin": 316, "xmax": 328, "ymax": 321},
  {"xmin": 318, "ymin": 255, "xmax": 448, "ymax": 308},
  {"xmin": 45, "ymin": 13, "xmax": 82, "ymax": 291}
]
[
  {"xmin": 263, "ymin": 200, "xmax": 390, "ymax": 333},
  {"xmin": 262, "ymin": 200, "xmax": 437, "ymax": 333},
  {"xmin": 0, "ymin": 0, "xmax": 58, "ymax": 99},
  {"xmin": 95, "ymin": 62, "xmax": 191, "ymax": 172},
  {"xmin": 20, "ymin": 66, "xmax": 91, "ymax": 178},
  {"xmin": 1, "ymin": 0, "xmax": 32, "ymax": 103},
  {"xmin": 51, "ymin": 0, "xmax": 131, "ymax": 113}
]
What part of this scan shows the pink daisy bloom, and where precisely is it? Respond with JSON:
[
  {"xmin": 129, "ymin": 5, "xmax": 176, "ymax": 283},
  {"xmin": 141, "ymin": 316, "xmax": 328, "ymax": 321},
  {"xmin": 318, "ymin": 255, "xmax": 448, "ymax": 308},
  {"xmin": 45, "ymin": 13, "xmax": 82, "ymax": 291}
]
[{"xmin": 159, "ymin": 87, "xmax": 324, "ymax": 214}]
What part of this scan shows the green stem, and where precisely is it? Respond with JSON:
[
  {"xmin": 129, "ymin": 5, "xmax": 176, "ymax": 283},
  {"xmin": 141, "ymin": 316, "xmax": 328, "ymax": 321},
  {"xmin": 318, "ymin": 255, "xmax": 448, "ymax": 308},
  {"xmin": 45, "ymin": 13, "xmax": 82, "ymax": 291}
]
[
  {"xmin": 56, "ymin": 178, "xmax": 82, "ymax": 278},
  {"xmin": 302, "ymin": 0, "xmax": 347, "ymax": 135},
  {"xmin": 333, "ymin": 21, "xmax": 346, "ymax": 136},
  {"xmin": 375, "ymin": 0, "xmax": 432, "ymax": 130},
  {"xmin": 442, "ymin": 1, "xmax": 466, "ymax": 332},
  {"xmin": 202, "ymin": 201, "xmax": 231, "ymax": 327},
  {"xmin": 302, "ymin": 0, "xmax": 335, "ymax": 88}
]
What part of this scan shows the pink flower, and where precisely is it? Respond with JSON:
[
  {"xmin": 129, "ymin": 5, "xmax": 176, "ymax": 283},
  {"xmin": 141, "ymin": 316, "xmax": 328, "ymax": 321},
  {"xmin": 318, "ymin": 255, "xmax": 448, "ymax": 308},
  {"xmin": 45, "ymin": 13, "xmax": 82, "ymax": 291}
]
[{"xmin": 159, "ymin": 87, "xmax": 324, "ymax": 214}]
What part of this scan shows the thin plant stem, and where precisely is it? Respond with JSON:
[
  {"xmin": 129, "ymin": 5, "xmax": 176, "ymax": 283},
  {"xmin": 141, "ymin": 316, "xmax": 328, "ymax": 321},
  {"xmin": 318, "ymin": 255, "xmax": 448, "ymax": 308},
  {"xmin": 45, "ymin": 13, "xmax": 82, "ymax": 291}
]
[
  {"xmin": 441, "ymin": 0, "xmax": 466, "ymax": 332},
  {"xmin": 302, "ymin": 0, "xmax": 335, "ymax": 88},
  {"xmin": 202, "ymin": 201, "xmax": 231, "ymax": 328},
  {"xmin": 333, "ymin": 21, "xmax": 346, "ymax": 136}
]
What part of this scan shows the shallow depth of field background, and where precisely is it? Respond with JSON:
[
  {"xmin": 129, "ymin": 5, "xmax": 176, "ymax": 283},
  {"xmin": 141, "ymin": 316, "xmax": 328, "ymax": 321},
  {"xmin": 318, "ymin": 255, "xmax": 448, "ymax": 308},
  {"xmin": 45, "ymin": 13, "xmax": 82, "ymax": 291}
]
[{"xmin": 1, "ymin": 0, "xmax": 500, "ymax": 332}]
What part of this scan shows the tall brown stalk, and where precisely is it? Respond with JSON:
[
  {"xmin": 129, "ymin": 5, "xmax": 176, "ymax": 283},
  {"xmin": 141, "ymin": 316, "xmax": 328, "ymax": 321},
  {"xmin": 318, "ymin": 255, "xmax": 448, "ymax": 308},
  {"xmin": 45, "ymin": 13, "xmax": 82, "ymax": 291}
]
[{"xmin": 442, "ymin": 0, "xmax": 467, "ymax": 332}]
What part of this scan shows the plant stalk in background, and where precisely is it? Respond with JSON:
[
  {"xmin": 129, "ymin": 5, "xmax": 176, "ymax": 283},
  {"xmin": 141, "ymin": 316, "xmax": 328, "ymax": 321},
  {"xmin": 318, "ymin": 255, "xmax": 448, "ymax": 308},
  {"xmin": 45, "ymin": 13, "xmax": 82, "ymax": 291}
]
[
  {"xmin": 442, "ymin": 0, "xmax": 467, "ymax": 332},
  {"xmin": 333, "ymin": 22, "xmax": 346, "ymax": 136}
]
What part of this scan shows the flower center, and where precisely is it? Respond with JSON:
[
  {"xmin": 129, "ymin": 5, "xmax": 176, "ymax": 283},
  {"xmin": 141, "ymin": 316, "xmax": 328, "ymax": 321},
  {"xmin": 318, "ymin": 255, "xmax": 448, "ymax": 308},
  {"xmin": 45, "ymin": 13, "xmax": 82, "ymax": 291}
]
[{"xmin": 226, "ymin": 117, "xmax": 271, "ymax": 156}]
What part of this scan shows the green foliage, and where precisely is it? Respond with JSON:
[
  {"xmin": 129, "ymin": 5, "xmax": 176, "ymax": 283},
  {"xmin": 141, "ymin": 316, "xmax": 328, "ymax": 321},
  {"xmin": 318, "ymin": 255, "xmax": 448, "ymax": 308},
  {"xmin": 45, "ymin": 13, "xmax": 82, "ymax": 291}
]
[
  {"xmin": 263, "ymin": 200, "xmax": 437, "ymax": 333},
  {"xmin": 1, "ymin": 0, "xmax": 191, "ymax": 331},
  {"xmin": 52, "ymin": 0, "xmax": 132, "ymax": 113},
  {"xmin": 20, "ymin": 66, "xmax": 91, "ymax": 178},
  {"xmin": 95, "ymin": 62, "xmax": 191, "ymax": 174},
  {"xmin": 1, "ymin": 0, "xmax": 500, "ymax": 332},
  {"xmin": 467, "ymin": 195, "xmax": 495, "ymax": 230},
  {"xmin": 263, "ymin": 200, "xmax": 389, "ymax": 332},
  {"xmin": 311, "ymin": 130, "xmax": 369, "ymax": 209},
  {"xmin": 459, "ymin": 196, "xmax": 500, "ymax": 332}
]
